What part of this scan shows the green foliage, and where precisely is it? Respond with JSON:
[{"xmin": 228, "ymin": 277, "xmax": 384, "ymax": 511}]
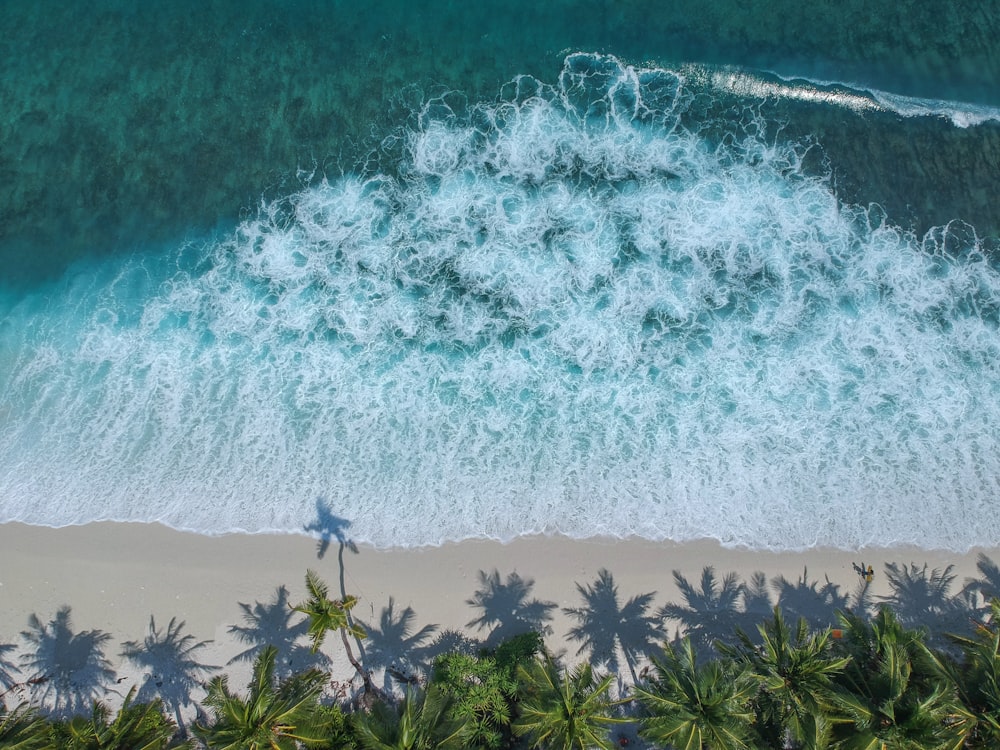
[
  {"xmin": 293, "ymin": 569, "xmax": 378, "ymax": 698},
  {"xmin": 830, "ymin": 607, "xmax": 962, "ymax": 750},
  {"xmin": 294, "ymin": 571, "xmax": 367, "ymax": 654},
  {"xmin": 0, "ymin": 702, "xmax": 53, "ymax": 750},
  {"xmin": 512, "ymin": 656, "xmax": 627, "ymax": 750},
  {"xmin": 636, "ymin": 636, "xmax": 757, "ymax": 750},
  {"xmin": 50, "ymin": 687, "xmax": 185, "ymax": 750},
  {"xmin": 493, "ymin": 632, "xmax": 544, "ymax": 674},
  {"xmin": 430, "ymin": 632, "xmax": 541, "ymax": 749},
  {"xmin": 940, "ymin": 598, "xmax": 1000, "ymax": 748},
  {"xmin": 194, "ymin": 644, "xmax": 334, "ymax": 750},
  {"xmin": 720, "ymin": 607, "xmax": 850, "ymax": 749},
  {"xmin": 20, "ymin": 569, "xmax": 1000, "ymax": 750},
  {"xmin": 351, "ymin": 686, "xmax": 465, "ymax": 750}
]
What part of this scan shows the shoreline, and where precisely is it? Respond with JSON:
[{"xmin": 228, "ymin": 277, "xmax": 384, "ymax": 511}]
[
  {"xmin": 4, "ymin": 516, "xmax": 995, "ymax": 556},
  {"xmin": 1, "ymin": 521, "xmax": 997, "ymax": 715}
]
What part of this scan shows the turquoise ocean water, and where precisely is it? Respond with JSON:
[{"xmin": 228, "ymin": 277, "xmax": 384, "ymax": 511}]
[{"xmin": 2, "ymin": 1, "xmax": 999, "ymax": 550}]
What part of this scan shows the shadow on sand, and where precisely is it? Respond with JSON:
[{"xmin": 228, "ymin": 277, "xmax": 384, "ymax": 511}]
[
  {"xmin": 8, "ymin": 551, "xmax": 1000, "ymax": 717},
  {"xmin": 228, "ymin": 585, "xmax": 331, "ymax": 681},
  {"xmin": 360, "ymin": 598, "xmax": 439, "ymax": 693},
  {"xmin": 18, "ymin": 606, "xmax": 116, "ymax": 719},
  {"xmin": 563, "ymin": 568, "xmax": 661, "ymax": 685},
  {"xmin": 120, "ymin": 615, "xmax": 217, "ymax": 732},
  {"xmin": 466, "ymin": 569, "xmax": 557, "ymax": 649}
]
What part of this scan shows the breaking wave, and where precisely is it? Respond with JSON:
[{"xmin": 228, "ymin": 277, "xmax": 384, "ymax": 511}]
[{"xmin": 2, "ymin": 54, "xmax": 999, "ymax": 550}]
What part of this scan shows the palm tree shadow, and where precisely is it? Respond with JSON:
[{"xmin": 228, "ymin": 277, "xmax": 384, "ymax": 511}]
[
  {"xmin": 304, "ymin": 497, "xmax": 354, "ymax": 562},
  {"xmin": 563, "ymin": 568, "xmax": 662, "ymax": 685},
  {"xmin": 466, "ymin": 569, "xmax": 557, "ymax": 648},
  {"xmin": 227, "ymin": 585, "xmax": 330, "ymax": 681},
  {"xmin": 737, "ymin": 571, "xmax": 774, "ymax": 635},
  {"xmin": 658, "ymin": 567, "xmax": 745, "ymax": 659},
  {"xmin": 19, "ymin": 606, "xmax": 116, "ymax": 719},
  {"xmin": 772, "ymin": 568, "xmax": 848, "ymax": 631},
  {"xmin": 360, "ymin": 597, "xmax": 439, "ymax": 693},
  {"xmin": 880, "ymin": 562, "xmax": 975, "ymax": 648},
  {"xmin": 420, "ymin": 629, "xmax": 484, "ymax": 666},
  {"xmin": 0, "ymin": 641, "xmax": 19, "ymax": 696},
  {"xmin": 120, "ymin": 615, "xmax": 218, "ymax": 732},
  {"xmin": 964, "ymin": 553, "xmax": 1000, "ymax": 607}
]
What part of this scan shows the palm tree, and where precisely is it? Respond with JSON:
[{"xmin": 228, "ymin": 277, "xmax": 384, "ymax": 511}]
[
  {"xmin": 831, "ymin": 607, "xmax": 962, "ymax": 750},
  {"xmin": 352, "ymin": 685, "xmax": 466, "ymax": 750},
  {"xmin": 512, "ymin": 656, "xmax": 628, "ymax": 750},
  {"xmin": 635, "ymin": 637, "xmax": 757, "ymax": 750},
  {"xmin": 658, "ymin": 568, "xmax": 745, "ymax": 658},
  {"xmin": 0, "ymin": 701, "xmax": 51, "ymax": 749},
  {"xmin": 720, "ymin": 607, "xmax": 850, "ymax": 749},
  {"xmin": 50, "ymin": 687, "xmax": 185, "ymax": 749},
  {"xmin": 194, "ymin": 645, "xmax": 333, "ymax": 750},
  {"xmin": 940, "ymin": 598, "xmax": 1000, "ymax": 748},
  {"xmin": 562, "ymin": 568, "xmax": 661, "ymax": 685},
  {"xmin": 120, "ymin": 616, "xmax": 217, "ymax": 731},
  {"xmin": 292, "ymin": 570, "xmax": 375, "ymax": 697}
]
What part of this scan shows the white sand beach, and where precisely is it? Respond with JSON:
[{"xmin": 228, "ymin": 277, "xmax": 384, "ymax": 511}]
[{"xmin": 0, "ymin": 522, "xmax": 997, "ymax": 720}]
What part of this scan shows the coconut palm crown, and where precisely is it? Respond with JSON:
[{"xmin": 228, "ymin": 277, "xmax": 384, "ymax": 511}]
[{"xmin": 513, "ymin": 656, "xmax": 628, "ymax": 750}]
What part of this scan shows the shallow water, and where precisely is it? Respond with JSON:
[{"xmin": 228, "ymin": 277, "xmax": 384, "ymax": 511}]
[{"xmin": 1, "ymin": 2, "xmax": 999, "ymax": 550}]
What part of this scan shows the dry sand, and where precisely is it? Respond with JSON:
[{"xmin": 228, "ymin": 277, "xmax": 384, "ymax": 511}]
[{"xmin": 0, "ymin": 521, "xmax": 997, "ymax": 716}]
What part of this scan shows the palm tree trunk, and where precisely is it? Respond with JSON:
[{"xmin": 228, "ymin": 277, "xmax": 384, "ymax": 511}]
[{"xmin": 340, "ymin": 626, "xmax": 377, "ymax": 696}]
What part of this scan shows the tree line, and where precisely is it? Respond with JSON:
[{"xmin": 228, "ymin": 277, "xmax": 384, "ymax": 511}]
[{"xmin": 2, "ymin": 557, "xmax": 1000, "ymax": 749}]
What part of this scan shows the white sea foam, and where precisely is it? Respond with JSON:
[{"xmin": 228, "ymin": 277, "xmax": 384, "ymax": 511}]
[
  {"xmin": 2, "ymin": 53, "xmax": 999, "ymax": 550},
  {"xmin": 712, "ymin": 64, "xmax": 1000, "ymax": 128}
]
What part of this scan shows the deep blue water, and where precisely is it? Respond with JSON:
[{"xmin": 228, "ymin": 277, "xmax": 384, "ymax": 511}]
[{"xmin": 1, "ymin": 1, "xmax": 999, "ymax": 550}]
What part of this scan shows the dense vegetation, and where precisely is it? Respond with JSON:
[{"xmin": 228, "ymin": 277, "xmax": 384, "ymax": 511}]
[{"xmin": 3, "ymin": 557, "xmax": 1000, "ymax": 749}]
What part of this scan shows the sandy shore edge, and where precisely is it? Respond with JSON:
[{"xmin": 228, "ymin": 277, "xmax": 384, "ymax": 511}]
[{"xmin": 1, "ymin": 522, "xmax": 997, "ymax": 714}]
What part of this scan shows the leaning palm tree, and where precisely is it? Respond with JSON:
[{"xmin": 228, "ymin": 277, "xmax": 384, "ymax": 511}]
[
  {"xmin": 193, "ymin": 645, "xmax": 332, "ymax": 750},
  {"xmin": 0, "ymin": 701, "xmax": 52, "ymax": 749},
  {"xmin": 292, "ymin": 569, "xmax": 375, "ymax": 697},
  {"xmin": 636, "ymin": 637, "xmax": 757, "ymax": 750},
  {"xmin": 831, "ymin": 607, "xmax": 962, "ymax": 750},
  {"xmin": 352, "ymin": 685, "xmax": 466, "ymax": 750},
  {"xmin": 512, "ymin": 655, "xmax": 627, "ymax": 750},
  {"xmin": 720, "ymin": 607, "xmax": 850, "ymax": 749},
  {"xmin": 50, "ymin": 687, "xmax": 186, "ymax": 750}
]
